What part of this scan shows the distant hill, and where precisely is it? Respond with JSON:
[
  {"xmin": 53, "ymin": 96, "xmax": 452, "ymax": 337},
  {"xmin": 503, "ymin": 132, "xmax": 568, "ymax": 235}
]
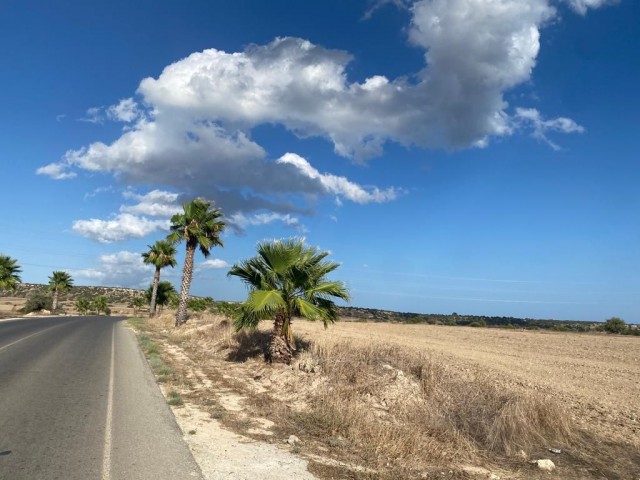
[
  {"xmin": 4, "ymin": 283, "xmax": 146, "ymax": 304},
  {"xmin": 2, "ymin": 284, "xmax": 636, "ymax": 334}
]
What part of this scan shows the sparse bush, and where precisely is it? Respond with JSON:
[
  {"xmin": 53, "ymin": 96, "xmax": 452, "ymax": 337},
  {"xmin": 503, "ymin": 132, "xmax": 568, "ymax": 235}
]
[
  {"xmin": 22, "ymin": 291, "xmax": 53, "ymax": 313},
  {"xmin": 167, "ymin": 390, "xmax": 183, "ymax": 406},
  {"xmin": 604, "ymin": 317, "xmax": 626, "ymax": 334},
  {"xmin": 469, "ymin": 320, "xmax": 486, "ymax": 328}
]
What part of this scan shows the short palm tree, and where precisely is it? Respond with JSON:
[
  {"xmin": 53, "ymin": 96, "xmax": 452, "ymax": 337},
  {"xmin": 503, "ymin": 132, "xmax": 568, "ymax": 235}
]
[
  {"xmin": 142, "ymin": 240, "xmax": 177, "ymax": 317},
  {"xmin": 228, "ymin": 238, "xmax": 350, "ymax": 364},
  {"xmin": 0, "ymin": 255, "xmax": 22, "ymax": 291},
  {"xmin": 145, "ymin": 280, "xmax": 177, "ymax": 313},
  {"xmin": 167, "ymin": 198, "xmax": 226, "ymax": 326},
  {"xmin": 48, "ymin": 271, "xmax": 74, "ymax": 312}
]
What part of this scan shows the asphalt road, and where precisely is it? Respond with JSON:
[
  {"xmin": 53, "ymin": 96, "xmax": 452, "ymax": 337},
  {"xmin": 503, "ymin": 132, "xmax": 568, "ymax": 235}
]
[{"xmin": 0, "ymin": 316, "xmax": 203, "ymax": 479}]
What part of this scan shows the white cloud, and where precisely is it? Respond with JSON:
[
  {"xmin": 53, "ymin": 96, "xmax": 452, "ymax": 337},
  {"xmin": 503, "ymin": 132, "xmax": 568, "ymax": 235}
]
[
  {"xmin": 515, "ymin": 108, "xmax": 585, "ymax": 150},
  {"xmin": 562, "ymin": 0, "xmax": 617, "ymax": 15},
  {"xmin": 107, "ymin": 98, "xmax": 140, "ymax": 122},
  {"xmin": 198, "ymin": 258, "xmax": 230, "ymax": 270},
  {"xmin": 277, "ymin": 153, "xmax": 400, "ymax": 203},
  {"xmin": 40, "ymin": 0, "xmax": 611, "ymax": 221},
  {"xmin": 79, "ymin": 106, "xmax": 104, "ymax": 124},
  {"xmin": 72, "ymin": 213, "xmax": 169, "ymax": 243},
  {"xmin": 36, "ymin": 162, "xmax": 77, "ymax": 180},
  {"xmin": 227, "ymin": 212, "xmax": 306, "ymax": 233},
  {"xmin": 120, "ymin": 189, "xmax": 183, "ymax": 217},
  {"xmin": 74, "ymin": 251, "xmax": 154, "ymax": 288}
]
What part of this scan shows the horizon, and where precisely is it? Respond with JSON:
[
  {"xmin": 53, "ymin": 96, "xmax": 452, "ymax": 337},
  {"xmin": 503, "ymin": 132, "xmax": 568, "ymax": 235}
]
[{"xmin": 1, "ymin": 0, "xmax": 638, "ymax": 323}]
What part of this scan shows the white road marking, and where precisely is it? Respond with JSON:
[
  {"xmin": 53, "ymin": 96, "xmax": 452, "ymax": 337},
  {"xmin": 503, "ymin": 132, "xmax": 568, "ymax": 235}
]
[
  {"xmin": 0, "ymin": 323, "xmax": 65, "ymax": 352},
  {"xmin": 102, "ymin": 324, "xmax": 115, "ymax": 480}
]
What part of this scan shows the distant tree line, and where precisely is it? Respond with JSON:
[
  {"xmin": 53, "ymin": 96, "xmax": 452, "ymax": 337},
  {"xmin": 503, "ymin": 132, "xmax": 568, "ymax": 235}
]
[{"xmin": 338, "ymin": 307, "xmax": 639, "ymax": 335}]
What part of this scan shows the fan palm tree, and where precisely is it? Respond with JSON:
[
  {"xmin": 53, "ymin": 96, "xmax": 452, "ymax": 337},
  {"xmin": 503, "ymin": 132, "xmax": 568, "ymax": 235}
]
[
  {"xmin": 167, "ymin": 198, "xmax": 226, "ymax": 326},
  {"xmin": 145, "ymin": 281, "xmax": 177, "ymax": 313},
  {"xmin": 142, "ymin": 240, "xmax": 177, "ymax": 317},
  {"xmin": 0, "ymin": 255, "xmax": 22, "ymax": 291},
  {"xmin": 48, "ymin": 271, "xmax": 74, "ymax": 312},
  {"xmin": 228, "ymin": 238, "xmax": 350, "ymax": 364}
]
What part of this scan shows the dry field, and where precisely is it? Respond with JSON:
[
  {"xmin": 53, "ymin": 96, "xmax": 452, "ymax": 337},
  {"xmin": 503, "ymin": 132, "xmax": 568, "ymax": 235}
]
[
  {"xmin": 128, "ymin": 313, "xmax": 640, "ymax": 480},
  {"xmin": 294, "ymin": 320, "xmax": 640, "ymax": 447}
]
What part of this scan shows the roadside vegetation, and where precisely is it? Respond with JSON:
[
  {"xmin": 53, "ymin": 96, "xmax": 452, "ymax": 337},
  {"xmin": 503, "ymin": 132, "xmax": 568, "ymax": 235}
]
[{"xmin": 129, "ymin": 310, "xmax": 639, "ymax": 479}]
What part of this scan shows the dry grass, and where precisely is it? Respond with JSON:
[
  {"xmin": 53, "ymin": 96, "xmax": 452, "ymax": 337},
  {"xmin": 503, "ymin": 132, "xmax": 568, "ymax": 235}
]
[
  {"xmin": 275, "ymin": 341, "xmax": 574, "ymax": 475},
  {"xmin": 129, "ymin": 312, "xmax": 634, "ymax": 479}
]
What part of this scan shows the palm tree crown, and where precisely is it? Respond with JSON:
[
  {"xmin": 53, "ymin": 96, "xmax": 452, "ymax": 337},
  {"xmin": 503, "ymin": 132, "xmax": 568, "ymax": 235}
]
[
  {"xmin": 142, "ymin": 240, "xmax": 177, "ymax": 317},
  {"xmin": 168, "ymin": 198, "xmax": 226, "ymax": 326},
  {"xmin": 228, "ymin": 238, "xmax": 350, "ymax": 363},
  {"xmin": 142, "ymin": 240, "xmax": 178, "ymax": 270},
  {"xmin": 49, "ymin": 271, "xmax": 74, "ymax": 312},
  {"xmin": 0, "ymin": 255, "xmax": 22, "ymax": 291}
]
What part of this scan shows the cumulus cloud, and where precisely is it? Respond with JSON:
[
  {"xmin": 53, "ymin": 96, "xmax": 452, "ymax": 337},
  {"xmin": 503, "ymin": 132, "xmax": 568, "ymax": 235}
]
[
  {"xmin": 72, "ymin": 213, "xmax": 170, "ymax": 243},
  {"xmin": 40, "ymin": 0, "xmax": 611, "ymax": 223},
  {"xmin": 107, "ymin": 98, "xmax": 140, "ymax": 122},
  {"xmin": 562, "ymin": 0, "xmax": 617, "ymax": 15},
  {"xmin": 277, "ymin": 153, "xmax": 400, "ymax": 203},
  {"xmin": 197, "ymin": 258, "xmax": 230, "ymax": 270},
  {"xmin": 227, "ymin": 212, "xmax": 306, "ymax": 233},
  {"xmin": 515, "ymin": 108, "xmax": 585, "ymax": 150},
  {"xmin": 36, "ymin": 162, "xmax": 76, "ymax": 180},
  {"xmin": 74, "ymin": 251, "xmax": 154, "ymax": 288},
  {"xmin": 120, "ymin": 189, "xmax": 183, "ymax": 217}
]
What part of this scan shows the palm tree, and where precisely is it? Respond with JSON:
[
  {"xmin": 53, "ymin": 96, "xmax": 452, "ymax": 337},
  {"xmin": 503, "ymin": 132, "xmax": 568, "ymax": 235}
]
[
  {"xmin": 48, "ymin": 271, "xmax": 74, "ymax": 312},
  {"xmin": 167, "ymin": 198, "xmax": 226, "ymax": 326},
  {"xmin": 228, "ymin": 238, "xmax": 350, "ymax": 364},
  {"xmin": 145, "ymin": 281, "xmax": 177, "ymax": 313},
  {"xmin": 0, "ymin": 255, "xmax": 22, "ymax": 291},
  {"xmin": 142, "ymin": 240, "xmax": 177, "ymax": 317},
  {"xmin": 129, "ymin": 295, "xmax": 146, "ymax": 315},
  {"xmin": 92, "ymin": 296, "xmax": 109, "ymax": 315}
]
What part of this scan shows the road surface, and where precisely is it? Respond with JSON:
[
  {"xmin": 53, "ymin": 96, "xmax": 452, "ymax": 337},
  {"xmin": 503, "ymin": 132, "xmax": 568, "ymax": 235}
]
[{"xmin": 0, "ymin": 316, "xmax": 203, "ymax": 479}]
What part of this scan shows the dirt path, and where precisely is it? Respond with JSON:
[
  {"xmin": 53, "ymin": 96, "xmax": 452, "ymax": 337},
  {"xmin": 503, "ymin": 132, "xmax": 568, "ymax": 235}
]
[{"xmin": 294, "ymin": 321, "xmax": 640, "ymax": 445}]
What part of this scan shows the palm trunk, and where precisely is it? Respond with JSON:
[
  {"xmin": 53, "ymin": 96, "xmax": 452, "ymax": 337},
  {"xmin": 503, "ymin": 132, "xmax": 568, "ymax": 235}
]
[
  {"xmin": 269, "ymin": 312, "xmax": 293, "ymax": 364},
  {"xmin": 175, "ymin": 243, "xmax": 195, "ymax": 327},
  {"xmin": 149, "ymin": 267, "xmax": 161, "ymax": 317},
  {"xmin": 52, "ymin": 288, "xmax": 59, "ymax": 312}
]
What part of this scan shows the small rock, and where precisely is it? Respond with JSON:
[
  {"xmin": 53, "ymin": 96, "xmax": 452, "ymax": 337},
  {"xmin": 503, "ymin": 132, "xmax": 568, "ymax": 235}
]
[
  {"xmin": 286, "ymin": 434, "xmax": 301, "ymax": 445},
  {"xmin": 548, "ymin": 448, "xmax": 562, "ymax": 454},
  {"xmin": 489, "ymin": 475, "xmax": 501, "ymax": 480},
  {"xmin": 532, "ymin": 459, "xmax": 555, "ymax": 472}
]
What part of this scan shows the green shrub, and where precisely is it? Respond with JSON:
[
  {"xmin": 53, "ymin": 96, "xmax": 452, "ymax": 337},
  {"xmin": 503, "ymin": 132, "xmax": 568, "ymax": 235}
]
[
  {"xmin": 604, "ymin": 317, "xmax": 626, "ymax": 334},
  {"xmin": 469, "ymin": 320, "xmax": 487, "ymax": 328},
  {"xmin": 22, "ymin": 291, "xmax": 53, "ymax": 313}
]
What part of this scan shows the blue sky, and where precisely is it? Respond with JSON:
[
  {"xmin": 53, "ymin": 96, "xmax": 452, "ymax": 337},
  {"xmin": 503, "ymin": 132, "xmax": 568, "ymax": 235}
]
[{"xmin": 1, "ymin": 0, "xmax": 638, "ymax": 322}]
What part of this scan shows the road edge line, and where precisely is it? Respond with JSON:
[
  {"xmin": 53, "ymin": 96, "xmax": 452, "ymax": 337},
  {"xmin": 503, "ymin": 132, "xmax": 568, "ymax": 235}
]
[{"xmin": 102, "ymin": 323, "xmax": 115, "ymax": 480}]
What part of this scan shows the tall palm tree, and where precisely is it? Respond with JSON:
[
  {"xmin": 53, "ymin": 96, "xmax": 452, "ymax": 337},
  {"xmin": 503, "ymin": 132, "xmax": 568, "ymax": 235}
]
[
  {"xmin": 228, "ymin": 238, "xmax": 350, "ymax": 364},
  {"xmin": 142, "ymin": 240, "xmax": 177, "ymax": 317},
  {"xmin": 0, "ymin": 255, "xmax": 22, "ymax": 291},
  {"xmin": 48, "ymin": 271, "xmax": 74, "ymax": 312},
  {"xmin": 167, "ymin": 198, "xmax": 226, "ymax": 326}
]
